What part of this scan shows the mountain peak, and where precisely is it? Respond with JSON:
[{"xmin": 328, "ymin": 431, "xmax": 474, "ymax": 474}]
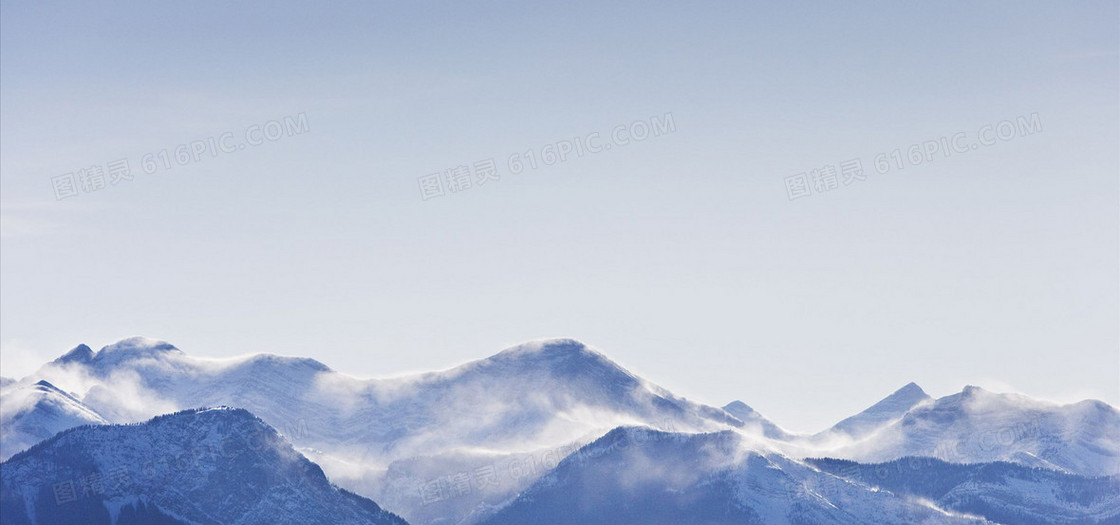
[
  {"xmin": 2, "ymin": 406, "xmax": 408, "ymax": 525},
  {"xmin": 28, "ymin": 380, "xmax": 94, "ymax": 409},
  {"xmin": 99, "ymin": 336, "xmax": 179, "ymax": 353},
  {"xmin": 823, "ymin": 382, "xmax": 932, "ymax": 438},
  {"xmin": 722, "ymin": 400, "xmax": 792, "ymax": 439},
  {"xmin": 244, "ymin": 353, "xmax": 332, "ymax": 373},
  {"xmin": 483, "ymin": 338, "xmax": 637, "ymax": 382},
  {"xmin": 30, "ymin": 379, "xmax": 67, "ymax": 399},
  {"xmin": 724, "ymin": 400, "xmax": 753, "ymax": 413},
  {"xmin": 90, "ymin": 336, "xmax": 182, "ymax": 366},
  {"xmin": 948, "ymin": 384, "xmax": 1013, "ymax": 406},
  {"xmin": 489, "ymin": 338, "xmax": 608, "ymax": 367},
  {"xmin": 961, "ymin": 384, "xmax": 987, "ymax": 396},
  {"xmin": 500, "ymin": 338, "xmax": 593, "ymax": 357},
  {"xmin": 883, "ymin": 382, "xmax": 931, "ymax": 405},
  {"xmin": 52, "ymin": 344, "xmax": 94, "ymax": 365},
  {"xmin": 151, "ymin": 406, "xmax": 259, "ymax": 425},
  {"xmin": 895, "ymin": 382, "xmax": 926, "ymax": 396}
]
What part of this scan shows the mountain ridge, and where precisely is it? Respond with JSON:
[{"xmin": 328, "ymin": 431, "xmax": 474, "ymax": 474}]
[
  {"xmin": 3, "ymin": 336, "xmax": 1118, "ymax": 524},
  {"xmin": 817, "ymin": 381, "xmax": 933, "ymax": 440},
  {"xmin": 0, "ymin": 406, "xmax": 408, "ymax": 525}
]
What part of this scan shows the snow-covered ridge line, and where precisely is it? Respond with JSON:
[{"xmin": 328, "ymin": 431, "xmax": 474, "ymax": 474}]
[
  {"xmin": 5, "ymin": 406, "xmax": 257, "ymax": 464},
  {"xmin": 25, "ymin": 336, "xmax": 1115, "ymax": 424},
  {"xmin": 0, "ymin": 405, "xmax": 408, "ymax": 525},
  {"xmin": 3, "ymin": 335, "xmax": 1118, "ymax": 524}
]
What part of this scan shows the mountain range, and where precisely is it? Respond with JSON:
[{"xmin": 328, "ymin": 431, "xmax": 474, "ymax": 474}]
[{"xmin": 1, "ymin": 337, "xmax": 1117, "ymax": 524}]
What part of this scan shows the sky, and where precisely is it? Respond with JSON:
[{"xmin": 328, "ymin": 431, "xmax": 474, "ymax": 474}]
[{"xmin": 1, "ymin": 1, "xmax": 1117, "ymax": 432}]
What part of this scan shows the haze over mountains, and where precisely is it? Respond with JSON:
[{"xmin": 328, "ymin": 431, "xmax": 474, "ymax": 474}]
[
  {"xmin": 478, "ymin": 427, "xmax": 992, "ymax": 525},
  {"xmin": 1, "ymin": 337, "xmax": 1117, "ymax": 524}
]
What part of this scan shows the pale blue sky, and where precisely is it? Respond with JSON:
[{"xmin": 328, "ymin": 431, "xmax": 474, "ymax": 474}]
[{"xmin": 1, "ymin": 1, "xmax": 1117, "ymax": 431}]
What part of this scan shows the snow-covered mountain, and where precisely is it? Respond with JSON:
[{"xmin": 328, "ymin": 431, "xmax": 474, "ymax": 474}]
[
  {"xmin": 477, "ymin": 426, "xmax": 1120, "ymax": 525},
  {"xmin": 721, "ymin": 400, "xmax": 792, "ymax": 440},
  {"xmin": 817, "ymin": 382, "xmax": 932, "ymax": 440},
  {"xmin": 817, "ymin": 385, "xmax": 1120, "ymax": 477},
  {"xmin": 477, "ymin": 427, "xmax": 990, "ymax": 525},
  {"xmin": 0, "ymin": 407, "xmax": 407, "ymax": 525},
  {"xmin": 0, "ymin": 380, "xmax": 108, "ymax": 460},
  {"xmin": 1, "ymin": 337, "xmax": 743, "ymax": 524},
  {"xmin": 810, "ymin": 457, "xmax": 1120, "ymax": 525},
  {"xmin": 3, "ymin": 336, "xmax": 1118, "ymax": 524}
]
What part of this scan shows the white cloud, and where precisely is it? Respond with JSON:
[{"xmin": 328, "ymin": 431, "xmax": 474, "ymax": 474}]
[{"xmin": 0, "ymin": 340, "xmax": 54, "ymax": 381}]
